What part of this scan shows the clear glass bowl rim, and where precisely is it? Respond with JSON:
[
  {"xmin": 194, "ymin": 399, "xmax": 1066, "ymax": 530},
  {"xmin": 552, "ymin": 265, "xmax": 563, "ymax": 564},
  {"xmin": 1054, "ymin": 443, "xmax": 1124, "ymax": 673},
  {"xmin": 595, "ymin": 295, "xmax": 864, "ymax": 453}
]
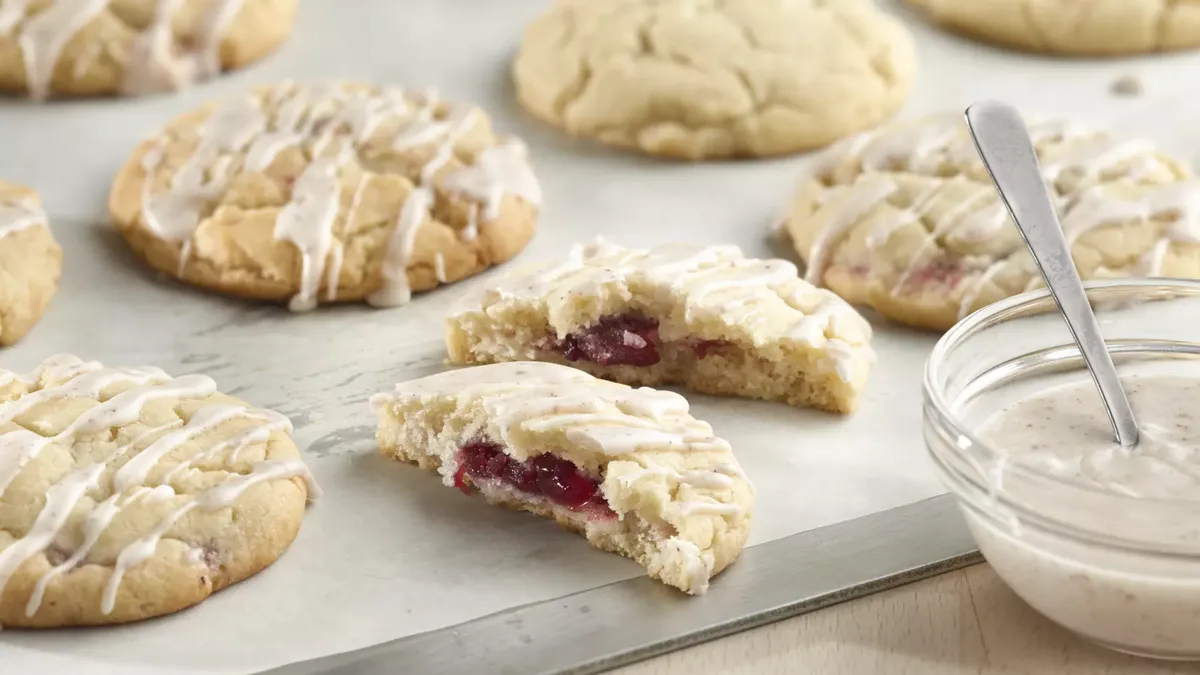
[{"xmin": 924, "ymin": 277, "xmax": 1200, "ymax": 511}]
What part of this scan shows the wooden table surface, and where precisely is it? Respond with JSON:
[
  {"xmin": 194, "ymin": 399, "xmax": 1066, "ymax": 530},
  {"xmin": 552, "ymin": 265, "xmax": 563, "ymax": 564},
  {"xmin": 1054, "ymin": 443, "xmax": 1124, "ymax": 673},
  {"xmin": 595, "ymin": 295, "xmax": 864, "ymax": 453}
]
[{"xmin": 613, "ymin": 564, "xmax": 1200, "ymax": 675}]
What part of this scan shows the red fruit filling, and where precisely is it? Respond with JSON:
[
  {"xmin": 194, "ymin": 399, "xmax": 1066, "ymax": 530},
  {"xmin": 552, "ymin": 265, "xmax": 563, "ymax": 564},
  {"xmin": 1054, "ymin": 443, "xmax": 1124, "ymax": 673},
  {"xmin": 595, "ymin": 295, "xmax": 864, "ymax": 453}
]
[
  {"xmin": 558, "ymin": 314, "xmax": 661, "ymax": 366},
  {"xmin": 906, "ymin": 259, "xmax": 964, "ymax": 289},
  {"xmin": 453, "ymin": 440, "xmax": 614, "ymax": 515},
  {"xmin": 548, "ymin": 313, "xmax": 731, "ymax": 366}
]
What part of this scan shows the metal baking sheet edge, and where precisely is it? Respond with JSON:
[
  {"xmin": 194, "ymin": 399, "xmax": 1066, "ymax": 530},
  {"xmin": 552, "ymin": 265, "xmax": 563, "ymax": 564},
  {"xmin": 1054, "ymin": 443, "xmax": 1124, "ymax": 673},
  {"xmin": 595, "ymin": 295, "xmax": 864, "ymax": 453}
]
[{"xmin": 261, "ymin": 493, "xmax": 980, "ymax": 675}]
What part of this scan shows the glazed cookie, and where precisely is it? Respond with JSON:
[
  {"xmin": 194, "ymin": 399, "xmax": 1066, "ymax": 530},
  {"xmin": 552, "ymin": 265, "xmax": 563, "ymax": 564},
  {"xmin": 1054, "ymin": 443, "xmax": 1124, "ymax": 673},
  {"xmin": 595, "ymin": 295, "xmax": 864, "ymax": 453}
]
[
  {"xmin": 447, "ymin": 238, "xmax": 874, "ymax": 414},
  {"xmin": 0, "ymin": 0, "xmax": 297, "ymax": 99},
  {"xmin": 513, "ymin": 0, "xmax": 916, "ymax": 160},
  {"xmin": 0, "ymin": 354, "xmax": 318, "ymax": 628},
  {"xmin": 904, "ymin": 0, "xmax": 1200, "ymax": 56},
  {"xmin": 783, "ymin": 115, "xmax": 1192, "ymax": 331},
  {"xmin": 109, "ymin": 81, "xmax": 542, "ymax": 311},
  {"xmin": 371, "ymin": 362, "xmax": 754, "ymax": 595},
  {"xmin": 0, "ymin": 181, "xmax": 61, "ymax": 346}
]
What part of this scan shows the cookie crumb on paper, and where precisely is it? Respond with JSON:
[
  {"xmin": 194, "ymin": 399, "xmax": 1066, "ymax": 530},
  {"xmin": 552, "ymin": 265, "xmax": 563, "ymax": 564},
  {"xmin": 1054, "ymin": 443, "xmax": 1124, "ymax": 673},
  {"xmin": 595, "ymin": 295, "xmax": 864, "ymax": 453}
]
[{"xmin": 1111, "ymin": 75, "xmax": 1144, "ymax": 98}]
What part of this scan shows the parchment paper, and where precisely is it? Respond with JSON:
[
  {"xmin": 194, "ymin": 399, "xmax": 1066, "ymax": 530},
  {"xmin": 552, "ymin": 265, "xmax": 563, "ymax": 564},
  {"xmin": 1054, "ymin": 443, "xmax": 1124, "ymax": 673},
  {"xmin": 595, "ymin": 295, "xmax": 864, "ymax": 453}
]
[{"xmin": 1, "ymin": 1, "xmax": 1199, "ymax": 672}]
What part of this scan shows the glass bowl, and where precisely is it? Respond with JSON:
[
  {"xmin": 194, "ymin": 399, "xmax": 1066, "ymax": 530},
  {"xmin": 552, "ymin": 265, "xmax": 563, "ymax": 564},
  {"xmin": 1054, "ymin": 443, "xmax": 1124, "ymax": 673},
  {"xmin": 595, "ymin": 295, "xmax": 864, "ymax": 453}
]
[{"xmin": 924, "ymin": 279, "xmax": 1200, "ymax": 660}]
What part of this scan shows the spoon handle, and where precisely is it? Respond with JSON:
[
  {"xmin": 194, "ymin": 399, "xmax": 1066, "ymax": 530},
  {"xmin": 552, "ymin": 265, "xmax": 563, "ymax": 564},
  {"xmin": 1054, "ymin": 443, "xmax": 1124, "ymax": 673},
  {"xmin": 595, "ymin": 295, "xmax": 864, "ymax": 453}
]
[{"xmin": 965, "ymin": 101, "xmax": 1140, "ymax": 449}]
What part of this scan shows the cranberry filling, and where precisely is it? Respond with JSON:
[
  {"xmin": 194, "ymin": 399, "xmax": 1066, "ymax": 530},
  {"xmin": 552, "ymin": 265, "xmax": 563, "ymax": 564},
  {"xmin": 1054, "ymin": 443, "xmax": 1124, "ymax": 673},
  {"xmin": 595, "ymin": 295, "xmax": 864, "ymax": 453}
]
[
  {"xmin": 548, "ymin": 313, "xmax": 731, "ymax": 366},
  {"xmin": 906, "ymin": 259, "xmax": 964, "ymax": 290},
  {"xmin": 558, "ymin": 314, "xmax": 662, "ymax": 367},
  {"xmin": 454, "ymin": 440, "xmax": 613, "ymax": 514}
]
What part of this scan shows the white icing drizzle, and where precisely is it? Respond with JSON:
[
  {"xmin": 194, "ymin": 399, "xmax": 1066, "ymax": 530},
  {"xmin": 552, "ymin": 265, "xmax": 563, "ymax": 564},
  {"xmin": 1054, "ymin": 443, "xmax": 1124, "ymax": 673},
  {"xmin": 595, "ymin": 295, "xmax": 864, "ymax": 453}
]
[
  {"xmin": 102, "ymin": 458, "xmax": 311, "ymax": 614},
  {"xmin": 677, "ymin": 499, "xmax": 744, "ymax": 517},
  {"xmin": 0, "ymin": 355, "xmax": 317, "ymax": 621},
  {"xmin": 24, "ymin": 422, "xmax": 178, "ymax": 617},
  {"xmin": 803, "ymin": 114, "xmax": 1177, "ymax": 313},
  {"xmin": 3, "ymin": 0, "xmax": 243, "ymax": 100},
  {"xmin": 366, "ymin": 186, "xmax": 433, "ymax": 308},
  {"xmin": 0, "ymin": 463, "xmax": 105, "ymax": 609},
  {"xmin": 433, "ymin": 252, "xmax": 448, "ymax": 283},
  {"xmin": 462, "ymin": 204, "xmax": 479, "ymax": 241},
  {"xmin": 804, "ymin": 177, "xmax": 896, "ymax": 284},
  {"xmin": 0, "ymin": 191, "xmax": 47, "ymax": 241},
  {"xmin": 956, "ymin": 259, "xmax": 1007, "ymax": 320},
  {"xmin": 275, "ymin": 158, "xmax": 343, "ymax": 312},
  {"xmin": 461, "ymin": 239, "xmax": 873, "ymax": 381},
  {"xmin": 442, "ymin": 141, "xmax": 542, "ymax": 222},
  {"xmin": 1041, "ymin": 137, "xmax": 1158, "ymax": 182},
  {"xmin": 372, "ymin": 361, "xmax": 740, "ymax": 481},
  {"xmin": 13, "ymin": 0, "xmax": 109, "ymax": 100},
  {"xmin": 139, "ymin": 83, "xmax": 541, "ymax": 311},
  {"xmin": 1062, "ymin": 182, "xmax": 1200, "ymax": 277}
]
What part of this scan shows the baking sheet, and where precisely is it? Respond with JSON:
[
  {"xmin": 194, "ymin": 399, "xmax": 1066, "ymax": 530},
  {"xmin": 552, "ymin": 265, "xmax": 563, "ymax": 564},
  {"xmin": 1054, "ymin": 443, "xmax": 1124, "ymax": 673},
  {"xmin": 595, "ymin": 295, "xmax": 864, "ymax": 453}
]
[{"xmin": 1, "ymin": 0, "xmax": 1199, "ymax": 672}]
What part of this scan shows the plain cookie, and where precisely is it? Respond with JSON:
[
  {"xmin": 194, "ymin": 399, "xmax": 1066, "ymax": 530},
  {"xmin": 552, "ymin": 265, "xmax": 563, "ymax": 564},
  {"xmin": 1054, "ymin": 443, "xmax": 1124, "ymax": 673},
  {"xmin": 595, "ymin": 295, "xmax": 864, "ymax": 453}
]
[
  {"xmin": 109, "ymin": 81, "xmax": 543, "ymax": 311},
  {"xmin": 513, "ymin": 0, "xmax": 916, "ymax": 160},
  {"xmin": 371, "ymin": 362, "xmax": 754, "ymax": 595},
  {"xmin": 0, "ymin": 355, "xmax": 318, "ymax": 628},
  {"xmin": 0, "ymin": 181, "xmax": 61, "ymax": 346},
  {"xmin": 904, "ymin": 0, "xmax": 1200, "ymax": 56},
  {"xmin": 0, "ymin": 0, "xmax": 297, "ymax": 99},
  {"xmin": 783, "ymin": 115, "xmax": 1195, "ymax": 331},
  {"xmin": 447, "ymin": 238, "xmax": 875, "ymax": 414}
]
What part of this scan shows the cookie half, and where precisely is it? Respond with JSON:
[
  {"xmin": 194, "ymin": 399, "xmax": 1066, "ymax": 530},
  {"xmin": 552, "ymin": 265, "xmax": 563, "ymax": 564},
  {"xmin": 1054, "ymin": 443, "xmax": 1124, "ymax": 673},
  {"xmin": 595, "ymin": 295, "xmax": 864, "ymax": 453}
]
[
  {"xmin": 447, "ymin": 238, "xmax": 874, "ymax": 413},
  {"xmin": 0, "ymin": 354, "xmax": 318, "ymax": 628},
  {"xmin": 904, "ymin": 0, "xmax": 1200, "ymax": 56},
  {"xmin": 783, "ymin": 114, "xmax": 1192, "ymax": 331},
  {"xmin": 0, "ymin": 0, "xmax": 297, "ymax": 99},
  {"xmin": 513, "ymin": 0, "xmax": 916, "ymax": 160},
  {"xmin": 0, "ymin": 181, "xmax": 61, "ymax": 346},
  {"xmin": 371, "ymin": 362, "xmax": 753, "ymax": 595},
  {"xmin": 109, "ymin": 81, "xmax": 542, "ymax": 311}
]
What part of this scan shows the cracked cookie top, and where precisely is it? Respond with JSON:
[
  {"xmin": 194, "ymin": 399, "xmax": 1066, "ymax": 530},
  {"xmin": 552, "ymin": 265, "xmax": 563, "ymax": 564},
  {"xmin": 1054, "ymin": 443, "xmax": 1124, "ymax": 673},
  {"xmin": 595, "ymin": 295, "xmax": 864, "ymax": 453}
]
[
  {"xmin": 513, "ymin": 0, "xmax": 916, "ymax": 160},
  {"xmin": 904, "ymin": 0, "xmax": 1200, "ymax": 56},
  {"xmin": 0, "ymin": 0, "xmax": 297, "ymax": 99},
  {"xmin": 0, "ymin": 181, "xmax": 61, "ymax": 347},
  {"xmin": 0, "ymin": 354, "xmax": 318, "ymax": 627},
  {"xmin": 109, "ymin": 81, "xmax": 543, "ymax": 311},
  {"xmin": 784, "ymin": 114, "xmax": 1197, "ymax": 331}
]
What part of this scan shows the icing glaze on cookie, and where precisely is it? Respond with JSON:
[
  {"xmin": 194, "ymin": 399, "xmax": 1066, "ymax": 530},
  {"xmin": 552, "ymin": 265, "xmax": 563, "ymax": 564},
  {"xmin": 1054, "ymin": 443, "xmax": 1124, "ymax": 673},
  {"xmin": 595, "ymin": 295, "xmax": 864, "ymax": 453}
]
[
  {"xmin": 122, "ymin": 0, "xmax": 244, "ymax": 95},
  {"xmin": 0, "ymin": 355, "xmax": 318, "ymax": 621},
  {"xmin": 800, "ymin": 115, "xmax": 1184, "ymax": 321},
  {"xmin": 1063, "ymin": 181, "xmax": 1200, "ymax": 276},
  {"xmin": 375, "ymin": 362, "xmax": 721, "ymax": 452},
  {"xmin": 471, "ymin": 239, "xmax": 871, "ymax": 379},
  {"xmin": 0, "ymin": 0, "xmax": 244, "ymax": 100},
  {"xmin": 138, "ymin": 82, "xmax": 542, "ymax": 311},
  {"xmin": 374, "ymin": 361, "xmax": 753, "ymax": 595},
  {"xmin": 372, "ymin": 361, "xmax": 744, "ymax": 514},
  {"xmin": 0, "ymin": 192, "xmax": 46, "ymax": 240}
]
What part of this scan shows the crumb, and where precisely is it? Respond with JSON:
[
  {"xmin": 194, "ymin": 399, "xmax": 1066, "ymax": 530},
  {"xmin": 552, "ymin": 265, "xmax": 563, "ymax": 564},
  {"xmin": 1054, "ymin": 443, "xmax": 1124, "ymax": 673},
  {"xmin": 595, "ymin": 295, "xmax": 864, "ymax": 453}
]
[{"xmin": 1110, "ymin": 75, "xmax": 1143, "ymax": 98}]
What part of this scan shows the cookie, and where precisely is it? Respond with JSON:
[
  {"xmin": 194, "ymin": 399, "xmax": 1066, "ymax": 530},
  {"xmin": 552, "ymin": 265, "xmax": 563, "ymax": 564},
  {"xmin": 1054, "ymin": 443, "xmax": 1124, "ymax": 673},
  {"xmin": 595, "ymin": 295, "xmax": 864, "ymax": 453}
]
[
  {"xmin": 0, "ymin": 0, "xmax": 297, "ymax": 99},
  {"xmin": 447, "ymin": 238, "xmax": 875, "ymax": 414},
  {"xmin": 371, "ymin": 362, "xmax": 753, "ymax": 595},
  {"xmin": 0, "ymin": 354, "xmax": 318, "ymax": 628},
  {"xmin": 109, "ymin": 81, "xmax": 542, "ymax": 311},
  {"xmin": 513, "ymin": 0, "xmax": 916, "ymax": 160},
  {"xmin": 904, "ymin": 0, "xmax": 1200, "ymax": 56},
  {"xmin": 0, "ymin": 181, "xmax": 61, "ymax": 346},
  {"xmin": 783, "ymin": 115, "xmax": 1193, "ymax": 331}
]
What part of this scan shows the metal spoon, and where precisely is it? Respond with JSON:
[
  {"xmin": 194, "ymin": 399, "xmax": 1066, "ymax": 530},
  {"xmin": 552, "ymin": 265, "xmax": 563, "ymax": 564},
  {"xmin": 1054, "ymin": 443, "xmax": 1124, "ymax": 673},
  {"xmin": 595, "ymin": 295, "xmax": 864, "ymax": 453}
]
[{"xmin": 965, "ymin": 100, "xmax": 1141, "ymax": 449}]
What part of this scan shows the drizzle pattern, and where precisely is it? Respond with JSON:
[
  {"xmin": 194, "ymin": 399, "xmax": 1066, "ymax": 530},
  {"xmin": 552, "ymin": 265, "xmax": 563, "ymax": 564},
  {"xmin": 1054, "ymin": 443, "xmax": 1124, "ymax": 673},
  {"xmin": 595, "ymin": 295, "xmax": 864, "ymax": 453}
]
[
  {"xmin": 131, "ymin": 81, "xmax": 542, "ymax": 311},
  {"xmin": 0, "ymin": 355, "xmax": 318, "ymax": 626}
]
